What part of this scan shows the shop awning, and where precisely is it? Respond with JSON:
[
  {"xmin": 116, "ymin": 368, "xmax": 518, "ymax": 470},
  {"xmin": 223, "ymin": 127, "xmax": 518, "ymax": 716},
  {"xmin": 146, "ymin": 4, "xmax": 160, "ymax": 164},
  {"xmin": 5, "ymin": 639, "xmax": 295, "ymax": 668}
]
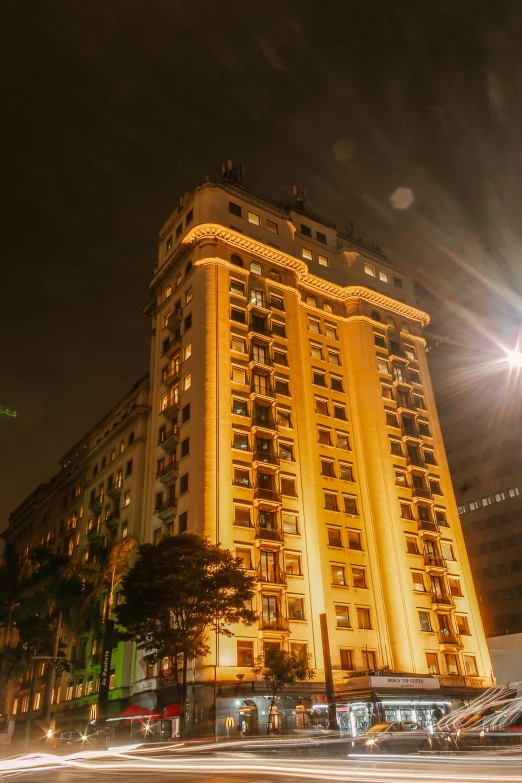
[{"xmin": 163, "ymin": 703, "xmax": 180, "ymax": 718}]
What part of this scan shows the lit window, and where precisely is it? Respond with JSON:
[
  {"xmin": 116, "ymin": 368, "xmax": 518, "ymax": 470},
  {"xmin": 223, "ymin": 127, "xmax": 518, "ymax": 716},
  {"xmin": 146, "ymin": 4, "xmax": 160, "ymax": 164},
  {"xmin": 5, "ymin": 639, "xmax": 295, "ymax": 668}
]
[
  {"xmin": 306, "ymin": 295, "xmax": 317, "ymax": 307},
  {"xmin": 494, "ymin": 492, "xmax": 505, "ymax": 502},
  {"xmin": 121, "ymin": 522, "xmax": 128, "ymax": 539},
  {"xmin": 377, "ymin": 358, "xmax": 389, "ymax": 374},
  {"xmin": 406, "ymin": 536, "xmax": 419, "ymax": 555},
  {"xmin": 335, "ymin": 605, "xmax": 350, "ymax": 628},
  {"xmin": 347, "ymin": 530, "xmax": 362, "ymax": 550},
  {"xmin": 412, "ymin": 571, "xmax": 425, "ymax": 591},
  {"xmin": 279, "ymin": 442, "xmax": 293, "ymax": 461},
  {"xmin": 266, "ymin": 219, "xmax": 278, "ymax": 234},
  {"xmin": 508, "ymin": 487, "xmax": 520, "ymax": 497},
  {"xmin": 456, "ymin": 615, "xmax": 471, "ymax": 635},
  {"xmin": 231, "ymin": 367, "xmax": 247, "ymax": 384},
  {"xmin": 248, "ymin": 211, "xmax": 260, "ymax": 226},
  {"xmin": 230, "ymin": 278, "xmax": 245, "ymax": 296},
  {"xmin": 164, "ymin": 285, "xmax": 172, "ymax": 300},
  {"xmin": 327, "ymin": 350, "xmax": 340, "ymax": 365},
  {"xmin": 308, "ymin": 318, "xmax": 320, "ymax": 334},
  {"xmin": 310, "ymin": 343, "xmax": 323, "ymax": 360},
  {"xmin": 237, "ymin": 640, "xmax": 255, "ymax": 666},
  {"xmin": 448, "ymin": 577, "xmax": 463, "ymax": 597},
  {"xmin": 379, "ymin": 270, "xmax": 389, "ymax": 282},
  {"xmin": 339, "ymin": 463, "xmax": 354, "ymax": 482},
  {"xmin": 288, "ymin": 596, "xmax": 305, "ymax": 620},
  {"xmin": 318, "ymin": 254, "xmax": 329, "ymax": 267},
  {"xmin": 231, "ymin": 336, "xmax": 246, "ymax": 353},
  {"xmin": 232, "ymin": 432, "xmax": 249, "ymax": 451},
  {"xmin": 119, "ymin": 440, "xmax": 125, "ymax": 453},
  {"xmin": 331, "ymin": 564, "xmax": 346, "ymax": 585},
  {"xmin": 445, "ymin": 654, "xmax": 459, "ymax": 675},
  {"xmin": 441, "ymin": 542, "xmax": 455, "ymax": 561},
  {"xmin": 250, "ymin": 262, "xmax": 262, "ymax": 275},
  {"xmin": 185, "ymin": 287, "xmax": 193, "ymax": 304},
  {"xmin": 124, "ymin": 490, "xmax": 131, "ymax": 507},
  {"xmin": 302, "ymin": 248, "xmax": 313, "ymax": 261},
  {"xmin": 426, "ymin": 653, "xmax": 439, "ymax": 674},
  {"xmin": 282, "ymin": 512, "xmax": 298, "ymax": 534},
  {"xmin": 364, "ymin": 263, "xmax": 375, "ymax": 277},
  {"xmin": 418, "ymin": 611, "xmax": 432, "ymax": 632},
  {"xmin": 234, "ymin": 506, "xmax": 251, "ymax": 527},
  {"xmin": 277, "ymin": 409, "xmax": 291, "ymax": 428},
  {"xmin": 336, "ymin": 432, "xmax": 350, "ymax": 450},
  {"xmin": 352, "ymin": 567, "xmax": 366, "ymax": 588},
  {"xmin": 285, "ymin": 553, "xmax": 301, "ymax": 574},
  {"xmin": 357, "ymin": 607, "xmax": 372, "ymax": 630},
  {"xmin": 323, "ymin": 302, "xmax": 333, "ymax": 313},
  {"xmin": 325, "ymin": 324, "xmax": 337, "ymax": 339},
  {"xmin": 183, "ymin": 373, "xmax": 192, "ymax": 391}
]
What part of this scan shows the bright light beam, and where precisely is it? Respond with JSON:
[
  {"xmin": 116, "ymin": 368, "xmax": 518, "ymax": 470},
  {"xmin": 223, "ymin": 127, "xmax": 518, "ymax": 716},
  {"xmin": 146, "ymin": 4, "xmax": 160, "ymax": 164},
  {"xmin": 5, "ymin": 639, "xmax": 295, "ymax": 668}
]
[{"xmin": 506, "ymin": 349, "xmax": 522, "ymax": 368}]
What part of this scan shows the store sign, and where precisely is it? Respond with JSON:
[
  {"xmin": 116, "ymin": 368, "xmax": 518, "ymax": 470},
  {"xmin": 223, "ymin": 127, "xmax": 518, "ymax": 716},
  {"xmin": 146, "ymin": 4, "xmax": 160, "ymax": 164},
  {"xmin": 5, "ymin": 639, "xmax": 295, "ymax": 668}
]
[{"xmin": 345, "ymin": 675, "xmax": 440, "ymax": 690}]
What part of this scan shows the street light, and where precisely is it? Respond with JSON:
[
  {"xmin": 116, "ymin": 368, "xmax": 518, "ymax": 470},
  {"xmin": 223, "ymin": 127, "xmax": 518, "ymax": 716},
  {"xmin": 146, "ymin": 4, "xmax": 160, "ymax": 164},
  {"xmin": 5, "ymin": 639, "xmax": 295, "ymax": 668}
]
[{"xmin": 506, "ymin": 349, "xmax": 522, "ymax": 368}]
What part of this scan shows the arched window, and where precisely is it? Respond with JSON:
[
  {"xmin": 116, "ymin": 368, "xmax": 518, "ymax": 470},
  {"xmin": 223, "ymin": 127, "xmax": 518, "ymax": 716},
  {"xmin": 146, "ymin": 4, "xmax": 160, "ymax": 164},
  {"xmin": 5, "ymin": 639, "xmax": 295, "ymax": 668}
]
[
  {"xmin": 250, "ymin": 261, "xmax": 262, "ymax": 275},
  {"xmin": 401, "ymin": 323, "xmax": 410, "ymax": 334},
  {"xmin": 323, "ymin": 302, "xmax": 333, "ymax": 313},
  {"xmin": 386, "ymin": 316, "xmax": 395, "ymax": 328},
  {"xmin": 306, "ymin": 295, "xmax": 317, "ymax": 308},
  {"xmin": 371, "ymin": 311, "xmax": 381, "ymax": 322},
  {"xmin": 231, "ymin": 254, "xmax": 244, "ymax": 267}
]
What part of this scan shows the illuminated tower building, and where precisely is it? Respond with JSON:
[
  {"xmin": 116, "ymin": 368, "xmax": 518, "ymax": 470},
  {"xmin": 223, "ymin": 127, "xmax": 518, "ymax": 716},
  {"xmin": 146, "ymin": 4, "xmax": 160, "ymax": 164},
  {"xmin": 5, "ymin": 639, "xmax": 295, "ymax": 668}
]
[{"xmin": 137, "ymin": 173, "xmax": 494, "ymax": 733}]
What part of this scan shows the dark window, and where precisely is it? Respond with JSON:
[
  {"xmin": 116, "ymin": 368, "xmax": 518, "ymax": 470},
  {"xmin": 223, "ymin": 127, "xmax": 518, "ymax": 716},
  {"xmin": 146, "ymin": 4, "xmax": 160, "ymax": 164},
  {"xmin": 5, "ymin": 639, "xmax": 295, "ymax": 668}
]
[
  {"xmin": 272, "ymin": 321, "xmax": 286, "ymax": 337},
  {"xmin": 313, "ymin": 371, "xmax": 327, "ymax": 386},
  {"xmin": 374, "ymin": 334, "xmax": 386, "ymax": 348},
  {"xmin": 331, "ymin": 376, "xmax": 344, "ymax": 392},
  {"xmin": 393, "ymin": 277, "xmax": 403, "ymax": 288},
  {"xmin": 129, "ymin": 431, "xmax": 135, "ymax": 445},
  {"xmin": 275, "ymin": 379, "xmax": 290, "ymax": 396},
  {"xmin": 300, "ymin": 224, "xmax": 312, "ymax": 237},
  {"xmin": 185, "ymin": 209, "xmax": 193, "ymax": 226},
  {"xmin": 270, "ymin": 295, "xmax": 284, "ymax": 310},
  {"xmin": 230, "ymin": 254, "xmax": 244, "ymax": 267},
  {"xmin": 316, "ymin": 231, "xmax": 327, "ymax": 244},
  {"xmin": 181, "ymin": 438, "xmax": 190, "ymax": 457},
  {"xmin": 176, "ymin": 223, "xmax": 182, "ymax": 237},
  {"xmin": 184, "ymin": 313, "xmax": 192, "ymax": 331},
  {"xmin": 409, "ymin": 369, "xmax": 421, "ymax": 383},
  {"xmin": 229, "ymin": 201, "xmax": 242, "ymax": 217},
  {"xmin": 231, "ymin": 308, "xmax": 246, "ymax": 323},
  {"xmin": 179, "ymin": 511, "xmax": 188, "ymax": 533},
  {"xmin": 180, "ymin": 474, "xmax": 189, "ymax": 494},
  {"xmin": 333, "ymin": 404, "xmax": 347, "ymax": 420},
  {"xmin": 340, "ymin": 649, "xmax": 354, "ymax": 670},
  {"xmin": 125, "ymin": 459, "xmax": 133, "ymax": 477},
  {"xmin": 182, "ymin": 404, "xmax": 190, "ymax": 423},
  {"xmin": 328, "ymin": 528, "xmax": 342, "ymax": 547},
  {"xmin": 343, "ymin": 496, "xmax": 358, "ymax": 515}
]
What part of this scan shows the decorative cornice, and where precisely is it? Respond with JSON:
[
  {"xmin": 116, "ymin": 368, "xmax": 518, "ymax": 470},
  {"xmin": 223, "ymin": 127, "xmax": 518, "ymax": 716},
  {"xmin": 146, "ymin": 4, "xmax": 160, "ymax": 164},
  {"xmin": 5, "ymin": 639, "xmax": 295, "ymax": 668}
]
[{"xmin": 151, "ymin": 223, "xmax": 430, "ymax": 326}]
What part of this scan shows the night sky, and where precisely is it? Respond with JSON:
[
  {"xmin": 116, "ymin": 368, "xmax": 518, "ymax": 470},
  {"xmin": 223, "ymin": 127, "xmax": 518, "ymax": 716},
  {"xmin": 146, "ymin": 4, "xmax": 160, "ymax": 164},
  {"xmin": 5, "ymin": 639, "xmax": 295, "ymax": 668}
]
[{"xmin": 2, "ymin": 1, "xmax": 522, "ymax": 529}]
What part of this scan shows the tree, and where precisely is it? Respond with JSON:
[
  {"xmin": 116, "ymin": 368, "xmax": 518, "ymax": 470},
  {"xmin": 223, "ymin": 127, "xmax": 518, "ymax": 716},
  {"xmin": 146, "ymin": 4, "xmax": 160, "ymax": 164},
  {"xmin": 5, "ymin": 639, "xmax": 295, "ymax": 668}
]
[
  {"xmin": 255, "ymin": 649, "xmax": 315, "ymax": 734},
  {"xmin": 116, "ymin": 533, "xmax": 256, "ymax": 737}
]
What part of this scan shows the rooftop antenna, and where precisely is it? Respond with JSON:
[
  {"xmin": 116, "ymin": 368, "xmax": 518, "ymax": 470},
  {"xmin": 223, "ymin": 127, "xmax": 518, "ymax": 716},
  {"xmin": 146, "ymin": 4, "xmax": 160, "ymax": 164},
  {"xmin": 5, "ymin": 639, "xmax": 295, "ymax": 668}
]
[
  {"xmin": 292, "ymin": 185, "xmax": 307, "ymax": 210},
  {"xmin": 222, "ymin": 160, "xmax": 243, "ymax": 185}
]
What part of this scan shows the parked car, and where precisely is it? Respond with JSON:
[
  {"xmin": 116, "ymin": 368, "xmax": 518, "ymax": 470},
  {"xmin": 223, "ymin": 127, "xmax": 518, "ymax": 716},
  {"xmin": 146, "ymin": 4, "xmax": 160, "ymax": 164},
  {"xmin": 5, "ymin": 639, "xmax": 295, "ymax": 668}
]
[
  {"xmin": 54, "ymin": 730, "xmax": 83, "ymax": 748},
  {"xmin": 350, "ymin": 721, "xmax": 434, "ymax": 754}
]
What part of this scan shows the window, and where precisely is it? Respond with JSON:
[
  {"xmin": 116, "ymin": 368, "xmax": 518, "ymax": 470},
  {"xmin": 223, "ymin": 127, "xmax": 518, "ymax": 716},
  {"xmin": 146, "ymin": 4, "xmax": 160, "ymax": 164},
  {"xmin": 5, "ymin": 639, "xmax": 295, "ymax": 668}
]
[
  {"xmin": 404, "ymin": 345, "xmax": 416, "ymax": 360},
  {"xmin": 231, "ymin": 307, "xmax": 246, "ymax": 324},
  {"xmin": 184, "ymin": 287, "xmax": 193, "ymax": 305},
  {"xmin": 418, "ymin": 421, "xmax": 431, "ymax": 437},
  {"xmin": 236, "ymin": 548, "xmax": 252, "ymax": 569},
  {"xmin": 302, "ymin": 247, "xmax": 313, "ymax": 261},
  {"xmin": 273, "ymin": 349, "xmax": 287, "ymax": 366},
  {"xmin": 232, "ymin": 366, "xmax": 247, "ymax": 384},
  {"xmin": 494, "ymin": 492, "xmax": 505, "ymax": 502},
  {"xmin": 328, "ymin": 350, "xmax": 341, "ymax": 366},
  {"xmin": 232, "ymin": 398, "xmax": 248, "ymax": 416},
  {"xmin": 390, "ymin": 439, "xmax": 403, "ymax": 457},
  {"xmin": 182, "ymin": 403, "xmax": 190, "ymax": 422},
  {"xmin": 325, "ymin": 324, "xmax": 337, "ymax": 339},
  {"xmin": 316, "ymin": 231, "xmax": 327, "ymax": 244},
  {"xmin": 364, "ymin": 263, "xmax": 375, "ymax": 277},
  {"xmin": 426, "ymin": 652, "xmax": 439, "ymax": 674},
  {"xmin": 233, "ymin": 432, "xmax": 249, "ymax": 451},
  {"xmin": 123, "ymin": 490, "xmax": 131, "ymax": 507},
  {"xmin": 272, "ymin": 321, "xmax": 286, "ymax": 337},
  {"xmin": 288, "ymin": 596, "xmax": 305, "ymax": 620},
  {"xmin": 125, "ymin": 459, "xmax": 133, "ymax": 477},
  {"xmin": 336, "ymin": 432, "xmax": 350, "ymax": 450},
  {"xmin": 441, "ymin": 542, "xmax": 455, "ymax": 561},
  {"xmin": 310, "ymin": 343, "xmax": 323, "ymax": 359},
  {"xmin": 409, "ymin": 369, "xmax": 421, "ymax": 384},
  {"xmin": 270, "ymin": 294, "xmax": 284, "ymax": 310},
  {"xmin": 435, "ymin": 509, "xmax": 448, "ymax": 527},
  {"xmin": 430, "ymin": 479, "xmax": 443, "ymax": 495},
  {"xmin": 250, "ymin": 289, "xmax": 265, "ymax": 307},
  {"xmin": 324, "ymin": 492, "xmax": 339, "ymax": 511},
  {"xmin": 277, "ymin": 409, "xmax": 291, "ymax": 428},
  {"xmin": 445, "ymin": 654, "xmax": 459, "ymax": 675},
  {"xmin": 386, "ymin": 411, "xmax": 399, "ymax": 427},
  {"xmin": 424, "ymin": 450, "xmax": 437, "ymax": 465},
  {"xmin": 282, "ymin": 512, "xmax": 298, "ymax": 534},
  {"xmin": 448, "ymin": 577, "xmax": 463, "ymax": 597},
  {"xmin": 382, "ymin": 385, "xmax": 394, "ymax": 400},
  {"xmin": 321, "ymin": 459, "xmax": 335, "ymax": 477},
  {"xmin": 230, "ymin": 279, "xmax": 245, "ymax": 296},
  {"xmin": 301, "ymin": 224, "xmax": 312, "ymax": 237},
  {"xmin": 406, "ymin": 536, "xmax": 420, "ymax": 555},
  {"xmin": 164, "ymin": 285, "xmax": 172, "ymax": 300},
  {"xmin": 248, "ymin": 211, "xmax": 260, "ymax": 226},
  {"xmin": 231, "ymin": 335, "xmax": 246, "ymax": 353},
  {"xmin": 180, "ymin": 473, "xmax": 189, "ymax": 494},
  {"xmin": 285, "ymin": 552, "xmax": 301, "ymax": 575},
  {"xmin": 392, "ymin": 364, "xmax": 405, "ymax": 382},
  {"xmin": 275, "ymin": 378, "xmax": 290, "ymax": 395},
  {"xmin": 278, "ymin": 442, "xmax": 293, "ymax": 461},
  {"xmin": 335, "ymin": 605, "xmax": 350, "ymax": 628},
  {"xmin": 231, "ymin": 254, "xmax": 244, "ymax": 267},
  {"xmin": 374, "ymin": 333, "xmax": 386, "ymax": 348},
  {"xmin": 182, "ymin": 373, "xmax": 192, "ymax": 391},
  {"xmin": 331, "ymin": 375, "xmax": 343, "ymax": 392},
  {"xmin": 331, "ymin": 564, "xmax": 346, "ymax": 585},
  {"xmin": 352, "ymin": 567, "xmax": 366, "ymax": 588},
  {"xmin": 412, "ymin": 571, "xmax": 425, "ymax": 592},
  {"xmin": 318, "ymin": 254, "xmax": 329, "ymax": 267},
  {"xmin": 328, "ymin": 528, "xmax": 342, "ymax": 547},
  {"xmin": 378, "ymin": 358, "xmax": 389, "ymax": 374},
  {"xmin": 229, "ymin": 201, "xmax": 242, "ymax": 217},
  {"xmin": 414, "ymin": 395, "xmax": 425, "ymax": 409},
  {"xmin": 250, "ymin": 261, "xmax": 262, "ymax": 275},
  {"xmin": 395, "ymin": 470, "xmax": 408, "ymax": 488},
  {"xmin": 419, "ymin": 611, "xmax": 432, "ymax": 632},
  {"xmin": 233, "ymin": 467, "xmax": 249, "ymax": 486},
  {"xmin": 456, "ymin": 615, "xmax": 471, "ymax": 635},
  {"xmin": 318, "ymin": 428, "xmax": 332, "ymax": 446},
  {"xmin": 266, "ymin": 219, "xmax": 278, "ymax": 234},
  {"xmin": 315, "ymin": 397, "xmax": 329, "ymax": 416},
  {"xmin": 308, "ymin": 317, "xmax": 320, "ymax": 333},
  {"xmin": 323, "ymin": 302, "xmax": 333, "ymax": 313},
  {"xmin": 121, "ymin": 521, "xmax": 128, "ymax": 539},
  {"xmin": 337, "ymin": 463, "xmax": 353, "ymax": 482},
  {"xmin": 281, "ymin": 476, "xmax": 296, "ymax": 496},
  {"xmin": 357, "ymin": 607, "xmax": 372, "ymax": 630},
  {"xmin": 234, "ymin": 506, "xmax": 251, "ymax": 527},
  {"xmin": 379, "ymin": 270, "xmax": 389, "ymax": 282},
  {"xmin": 508, "ymin": 487, "xmax": 520, "ymax": 497},
  {"xmin": 306, "ymin": 295, "xmax": 317, "ymax": 307},
  {"xmin": 237, "ymin": 640, "xmax": 254, "ymax": 667},
  {"xmin": 313, "ymin": 370, "xmax": 327, "ymax": 387},
  {"xmin": 393, "ymin": 276, "xmax": 403, "ymax": 288},
  {"xmin": 179, "ymin": 437, "xmax": 190, "ymax": 458},
  {"xmin": 343, "ymin": 496, "xmax": 358, "ymax": 515},
  {"xmin": 185, "ymin": 209, "xmax": 193, "ymax": 225},
  {"xmin": 347, "ymin": 530, "xmax": 362, "ymax": 550}
]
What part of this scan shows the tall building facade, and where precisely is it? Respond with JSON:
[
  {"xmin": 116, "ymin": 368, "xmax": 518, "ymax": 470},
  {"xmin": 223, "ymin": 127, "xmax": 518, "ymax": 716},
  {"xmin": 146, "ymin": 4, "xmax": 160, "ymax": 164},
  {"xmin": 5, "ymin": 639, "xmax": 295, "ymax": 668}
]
[
  {"xmin": 136, "ymin": 178, "xmax": 493, "ymax": 733},
  {"xmin": 3, "ymin": 177, "xmax": 494, "ymax": 737}
]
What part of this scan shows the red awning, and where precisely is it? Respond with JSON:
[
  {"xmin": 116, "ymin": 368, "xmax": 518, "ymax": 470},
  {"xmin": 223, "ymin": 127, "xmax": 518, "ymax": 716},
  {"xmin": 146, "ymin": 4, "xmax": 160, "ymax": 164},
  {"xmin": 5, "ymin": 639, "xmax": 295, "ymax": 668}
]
[
  {"xmin": 150, "ymin": 708, "xmax": 163, "ymax": 721},
  {"xmin": 163, "ymin": 703, "xmax": 180, "ymax": 718},
  {"xmin": 117, "ymin": 704, "xmax": 153, "ymax": 724}
]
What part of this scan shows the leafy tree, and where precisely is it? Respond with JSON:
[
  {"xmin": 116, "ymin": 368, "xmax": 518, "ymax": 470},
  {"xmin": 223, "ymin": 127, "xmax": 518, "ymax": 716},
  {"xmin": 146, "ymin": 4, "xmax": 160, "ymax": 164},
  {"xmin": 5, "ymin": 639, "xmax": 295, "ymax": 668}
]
[
  {"xmin": 116, "ymin": 533, "xmax": 256, "ymax": 737},
  {"xmin": 255, "ymin": 649, "xmax": 315, "ymax": 734}
]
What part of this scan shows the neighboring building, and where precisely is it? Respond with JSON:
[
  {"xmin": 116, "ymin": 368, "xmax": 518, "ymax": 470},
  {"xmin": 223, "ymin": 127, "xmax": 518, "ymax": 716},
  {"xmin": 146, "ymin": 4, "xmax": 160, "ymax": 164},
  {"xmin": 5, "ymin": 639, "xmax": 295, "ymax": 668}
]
[
  {"xmin": 3, "ymin": 175, "xmax": 495, "ymax": 737},
  {"xmin": 2, "ymin": 375, "xmax": 150, "ymax": 729},
  {"xmin": 136, "ymin": 175, "xmax": 493, "ymax": 734},
  {"xmin": 428, "ymin": 338, "xmax": 522, "ymax": 677}
]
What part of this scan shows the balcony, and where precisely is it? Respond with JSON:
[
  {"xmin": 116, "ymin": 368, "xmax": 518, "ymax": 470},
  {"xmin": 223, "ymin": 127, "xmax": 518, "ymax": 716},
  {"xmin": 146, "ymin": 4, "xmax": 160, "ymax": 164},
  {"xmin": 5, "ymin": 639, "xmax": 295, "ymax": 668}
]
[
  {"xmin": 430, "ymin": 589, "xmax": 455, "ymax": 608},
  {"xmin": 259, "ymin": 615, "xmax": 289, "ymax": 632},
  {"xmin": 248, "ymin": 322, "xmax": 272, "ymax": 340},
  {"xmin": 417, "ymin": 520, "xmax": 440, "ymax": 538},
  {"xmin": 251, "ymin": 414, "xmax": 278, "ymax": 433},
  {"xmin": 167, "ymin": 307, "xmax": 183, "ymax": 332},
  {"xmin": 257, "ymin": 566, "xmax": 286, "ymax": 585},
  {"xmin": 250, "ymin": 381, "xmax": 275, "ymax": 400},
  {"xmin": 437, "ymin": 629, "xmax": 463, "ymax": 648},
  {"xmin": 254, "ymin": 487, "xmax": 282, "ymax": 504},
  {"xmin": 89, "ymin": 494, "xmax": 104, "ymax": 512},
  {"xmin": 407, "ymin": 456, "xmax": 426, "ymax": 468},
  {"xmin": 250, "ymin": 352, "xmax": 273, "ymax": 369},
  {"xmin": 159, "ymin": 426, "xmax": 180, "ymax": 452},
  {"xmin": 412, "ymin": 487, "xmax": 432, "ymax": 500},
  {"xmin": 252, "ymin": 451, "xmax": 279, "ymax": 468},
  {"xmin": 105, "ymin": 509, "xmax": 121, "ymax": 526},
  {"xmin": 108, "ymin": 481, "xmax": 123, "ymax": 499},
  {"xmin": 424, "ymin": 554, "xmax": 447, "ymax": 572},
  {"xmin": 248, "ymin": 296, "xmax": 270, "ymax": 315},
  {"xmin": 155, "ymin": 499, "xmax": 177, "ymax": 522},
  {"xmin": 157, "ymin": 461, "xmax": 179, "ymax": 486},
  {"xmin": 162, "ymin": 399, "xmax": 180, "ymax": 420},
  {"xmin": 163, "ymin": 337, "xmax": 181, "ymax": 359},
  {"xmin": 162, "ymin": 366, "xmax": 181, "ymax": 388},
  {"xmin": 255, "ymin": 526, "xmax": 284, "ymax": 543},
  {"xmin": 402, "ymin": 425, "xmax": 422, "ymax": 442}
]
